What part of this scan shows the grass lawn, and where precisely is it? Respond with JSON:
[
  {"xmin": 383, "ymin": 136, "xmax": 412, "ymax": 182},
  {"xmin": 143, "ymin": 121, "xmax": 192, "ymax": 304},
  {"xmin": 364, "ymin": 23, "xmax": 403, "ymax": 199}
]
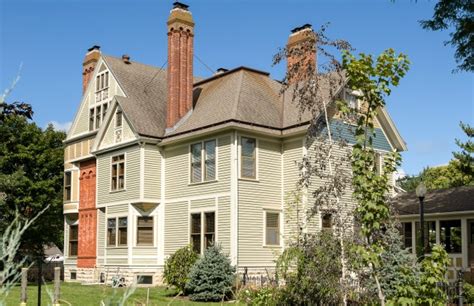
[{"xmin": 3, "ymin": 282, "xmax": 243, "ymax": 306}]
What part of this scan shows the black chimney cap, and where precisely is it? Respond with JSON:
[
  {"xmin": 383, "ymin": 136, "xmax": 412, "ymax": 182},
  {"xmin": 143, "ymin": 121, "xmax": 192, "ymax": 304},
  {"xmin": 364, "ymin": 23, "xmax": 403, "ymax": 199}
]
[
  {"xmin": 173, "ymin": 2, "xmax": 189, "ymax": 10},
  {"xmin": 291, "ymin": 24, "xmax": 312, "ymax": 34},
  {"xmin": 87, "ymin": 45, "xmax": 101, "ymax": 52}
]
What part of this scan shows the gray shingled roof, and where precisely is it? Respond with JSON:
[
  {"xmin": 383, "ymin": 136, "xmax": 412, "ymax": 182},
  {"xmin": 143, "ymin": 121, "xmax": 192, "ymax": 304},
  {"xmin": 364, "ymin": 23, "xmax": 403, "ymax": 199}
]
[
  {"xmin": 391, "ymin": 185, "xmax": 474, "ymax": 215},
  {"xmin": 103, "ymin": 55, "xmax": 341, "ymax": 138}
]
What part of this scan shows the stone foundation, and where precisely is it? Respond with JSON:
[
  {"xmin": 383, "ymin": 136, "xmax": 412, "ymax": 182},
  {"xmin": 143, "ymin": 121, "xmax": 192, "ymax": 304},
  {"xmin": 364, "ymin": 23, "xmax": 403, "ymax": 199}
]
[
  {"xmin": 237, "ymin": 266, "xmax": 277, "ymax": 287},
  {"xmin": 64, "ymin": 265, "xmax": 164, "ymax": 286}
]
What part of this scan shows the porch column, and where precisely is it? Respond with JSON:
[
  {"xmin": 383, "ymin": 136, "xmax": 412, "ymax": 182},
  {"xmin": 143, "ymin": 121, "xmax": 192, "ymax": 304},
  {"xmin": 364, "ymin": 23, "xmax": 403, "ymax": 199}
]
[
  {"xmin": 435, "ymin": 220, "xmax": 441, "ymax": 245},
  {"xmin": 462, "ymin": 218, "xmax": 468, "ymax": 269}
]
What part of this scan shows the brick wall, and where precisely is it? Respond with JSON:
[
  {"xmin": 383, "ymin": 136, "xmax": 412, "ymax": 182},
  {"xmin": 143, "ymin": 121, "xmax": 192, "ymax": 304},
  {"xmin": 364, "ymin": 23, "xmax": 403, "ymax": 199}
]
[{"xmin": 77, "ymin": 159, "xmax": 97, "ymax": 268}]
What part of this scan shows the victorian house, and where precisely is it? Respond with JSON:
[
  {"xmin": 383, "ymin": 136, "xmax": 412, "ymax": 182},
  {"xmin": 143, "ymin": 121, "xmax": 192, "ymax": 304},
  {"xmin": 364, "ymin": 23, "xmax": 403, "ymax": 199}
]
[{"xmin": 62, "ymin": 2, "xmax": 406, "ymax": 285}]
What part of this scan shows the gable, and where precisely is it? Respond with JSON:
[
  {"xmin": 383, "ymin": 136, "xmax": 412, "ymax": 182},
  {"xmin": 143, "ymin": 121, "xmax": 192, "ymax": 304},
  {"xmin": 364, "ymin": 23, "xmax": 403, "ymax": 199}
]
[
  {"xmin": 67, "ymin": 59, "xmax": 126, "ymax": 140},
  {"xmin": 94, "ymin": 101, "xmax": 137, "ymax": 152}
]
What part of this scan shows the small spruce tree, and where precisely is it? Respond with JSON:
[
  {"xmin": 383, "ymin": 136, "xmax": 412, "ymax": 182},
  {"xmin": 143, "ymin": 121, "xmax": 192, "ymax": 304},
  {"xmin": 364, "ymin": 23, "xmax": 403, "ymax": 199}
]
[{"xmin": 186, "ymin": 245, "xmax": 236, "ymax": 302}]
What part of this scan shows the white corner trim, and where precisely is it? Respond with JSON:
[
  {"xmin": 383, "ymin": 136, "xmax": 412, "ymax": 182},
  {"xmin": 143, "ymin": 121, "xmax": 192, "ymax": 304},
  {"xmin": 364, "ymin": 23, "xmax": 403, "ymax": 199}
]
[{"xmin": 230, "ymin": 130, "xmax": 239, "ymax": 266}]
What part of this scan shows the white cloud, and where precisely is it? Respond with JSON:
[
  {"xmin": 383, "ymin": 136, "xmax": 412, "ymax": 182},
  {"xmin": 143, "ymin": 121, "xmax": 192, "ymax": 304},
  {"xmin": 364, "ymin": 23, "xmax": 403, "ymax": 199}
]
[
  {"xmin": 48, "ymin": 121, "xmax": 72, "ymax": 132},
  {"xmin": 394, "ymin": 168, "xmax": 406, "ymax": 181}
]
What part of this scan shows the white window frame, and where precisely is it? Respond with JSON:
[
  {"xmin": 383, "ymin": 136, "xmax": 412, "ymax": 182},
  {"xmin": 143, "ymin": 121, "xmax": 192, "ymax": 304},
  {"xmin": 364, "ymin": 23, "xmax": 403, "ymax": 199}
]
[
  {"xmin": 262, "ymin": 209, "xmax": 282, "ymax": 248},
  {"xmin": 95, "ymin": 71, "xmax": 110, "ymax": 103},
  {"xmin": 107, "ymin": 216, "xmax": 128, "ymax": 248},
  {"xmin": 135, "ymin": 215, "xmax": 154, "ymax": 247},
  {"xmin": 188, "ymin": 138, "xmax": 218, "ymax": 184},
  {"xmin": 239, "ymin": 135, "xmax": 259, "ymax": 180},
  {"xmin": 189, "ymin": 210, "xmax": 216, "ymax": 255},
  {"xmin": 110, "ymin": 153, "xmax": 126, "ymax": 192},
  {"xmin": 88, "ymin": 101, "xmax": 110, "ymax": 132}
]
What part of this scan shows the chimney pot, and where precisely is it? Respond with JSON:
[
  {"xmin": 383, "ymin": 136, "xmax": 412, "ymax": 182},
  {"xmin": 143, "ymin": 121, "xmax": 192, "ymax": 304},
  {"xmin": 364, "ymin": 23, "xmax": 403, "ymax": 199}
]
[
  {"xmin": 173, "ymin": 2, "xmax": 189, "ymax": 10},
  {"xmin": 122, "ymin": 54, "xmax": 131, "ymax": 64},
  {"xmin": 87, "ymin": 45, "xmax": 101, "ymax": 52}
]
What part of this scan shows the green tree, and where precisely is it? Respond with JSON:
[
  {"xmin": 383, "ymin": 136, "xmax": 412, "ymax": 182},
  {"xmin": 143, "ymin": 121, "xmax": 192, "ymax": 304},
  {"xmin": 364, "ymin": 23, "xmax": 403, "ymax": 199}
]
[
  {"xmin": 0, "ymin": 115, "xmax": 65, "ymax": 258},
  {"xmin": 186, "ymin": 245, "xmax": 235, "ymax": 302},
  {"xmin": 453, "ymin": 121, "xmax": 474, "ymax": 176},
  {"xmin": 163, "ymin": 245, "xmax": 199, "ymax": 294},
  {"xmin": 420, "ymin": 0, "xmax": 473, "ymax": 72}
]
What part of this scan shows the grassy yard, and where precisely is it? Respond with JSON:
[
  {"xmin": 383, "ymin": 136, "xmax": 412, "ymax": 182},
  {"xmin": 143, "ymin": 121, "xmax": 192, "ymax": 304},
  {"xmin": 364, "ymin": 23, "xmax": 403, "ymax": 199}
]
[{"xmin": 3, "ymin": 282, "xmax": 243, "ymax": 306}]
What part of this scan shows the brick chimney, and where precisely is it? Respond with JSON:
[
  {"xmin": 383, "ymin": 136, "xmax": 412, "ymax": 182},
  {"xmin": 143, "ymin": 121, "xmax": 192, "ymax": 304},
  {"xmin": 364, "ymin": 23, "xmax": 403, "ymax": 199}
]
[
  {"xmin": 167, "ymin": 2, "xmax": 194, "ymax": 128},
  {"xmin": 286, "ymin": 24, "xmax": 316, "ymax": 83},
  {"xmin": 82, "ymin": 45, "xmax": 101, "ymax": 94}
]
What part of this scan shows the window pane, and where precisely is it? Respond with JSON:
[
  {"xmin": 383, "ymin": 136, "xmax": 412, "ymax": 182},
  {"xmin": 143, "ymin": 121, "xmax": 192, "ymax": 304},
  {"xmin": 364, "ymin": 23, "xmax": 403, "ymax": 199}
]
[
  {"xmin": 322, "ymin": 214, "xmax": 332, "ymax": 229},
  {"xmin": 107, "ymin": 218, "xmax": 116, "ymax": 246},
  {"xmin": 118, "ymin": 217, "xmax": 127, "ymax": 246},
  {"xmin": 102, "ymin": 103, "xmax": 108, "ymax": 119},
  {"xmin": 191, "ymin": 213, "xmax": 201, "ymax": 234},
  {"xmin": 105, "ymin": 72, "xmax": 109, "ymax": 87},
  {"xmin": 241, "ymin": 137, "xmax": 256, "ymax": 178},
  {"xmin": 266, "ymin": 212, "xmax": 280, "ymax": 245},
  {"xmin": 415, "ymin": 221, "xmax": 436, "ymax": 252},
  {"xmin": 89, "ymin": 108, "xmax": 95, "ymax": 131},
  {"xmin": 191, "ymin": 143, "xmax": 202, "ymax": 183},
  {"xmin": 441, "ymin": 220, "xmax": 462, "ymax": 253},
  {"xmin": 69, "ymin": 242, "xmax": 78, "ymax": 256},
  {"xmin": 205, "ymin": 140, "xmax": 216, "ymax": 181},
  {"xmin": 137, "ymin": 217, "xmax": 153, "ymax": 246},
  {"xmin": 96, "ymin": 76, "xmax": 100, "ymax": 91},
  {"xmin": 205, "ymin": 212, "xmax": 215, "ymax": 234},
  {"xmin": 69, "ymin": 225, "xmax": 78, "ymax": 240},
  {"xmin": 402, "ymin": 222, "xmax": 413, "ymax": 249},
  {"xmin": 95, "ymin": 106, "xmax": 101, "ymax": 129},
  {"xmin": 192, "ymin": 235, "xmax": 201, "ymax": 254},
  {"xmin": 116, "ymin": 110, "xmax": 123, "ymax": 127}
]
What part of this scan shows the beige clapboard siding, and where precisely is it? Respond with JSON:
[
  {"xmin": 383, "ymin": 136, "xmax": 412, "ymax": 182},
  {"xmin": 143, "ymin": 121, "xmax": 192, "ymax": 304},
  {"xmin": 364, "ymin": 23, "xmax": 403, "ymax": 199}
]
[
  {"xmin": 106, "ymin": 248, "xmax": 128, "ymax": 256},
  {"xmin": 164, "ymin": 201, "xmax": 188, "ymax": 256},
  {"xmin": 217, "ymin": 196, "xmax": 231, "ymax": 255},
  {"xmin": 306, "ymin": 140, "xmax": 355, "ymax": 230},
  {"xmin": 190, "ymin": 198, "xmax": 215, "ymax": 210},
  {"xmin": 64, "ymin": 222, "xmax": 70, "ymax": 260},
  {"xmin": 99, "ymin": 105, "xmax": 136, "ymax": 150},
  {"xmin": 283, "ymin": 138, "xmax": 303, "ymax": 244},
  {"xmin": 132, "ymin": 248, "xmax": 157, "ymax": 257},
  {"xmin": 164, "ymin": 134, "xmax": 231, "ymax": 200},
  {"xmin": 107, "ymin": 203, "xmax": 129, "ymax": 215},
  {"xmin": 144, "ymin": 144, "xmax": 160, "ymax": 199},
  {"xmin": 97, "ymin": 145, "xmax": 140, "ymax": 205},
  {"xmin": 69, "ymin": 61, "xmax": 123, "ymax": 137},
  {"xmin": 238, "ymin": 138, "xmax": 282, "ymax": 266},
  {"xmin": 97, "ymin": 208, "xmax": 106, "ymax": 262}
]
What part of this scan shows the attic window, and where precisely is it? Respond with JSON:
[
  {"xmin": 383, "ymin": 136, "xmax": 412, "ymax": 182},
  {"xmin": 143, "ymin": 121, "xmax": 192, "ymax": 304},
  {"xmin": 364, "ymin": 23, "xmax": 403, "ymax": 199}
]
[
  {"xmin": 116, "ymin": 110, "xmax": 123, "ymax": 128},
  {"xmin": 95, "ymin": 71, "xmax": 109, "ymax": 102}
]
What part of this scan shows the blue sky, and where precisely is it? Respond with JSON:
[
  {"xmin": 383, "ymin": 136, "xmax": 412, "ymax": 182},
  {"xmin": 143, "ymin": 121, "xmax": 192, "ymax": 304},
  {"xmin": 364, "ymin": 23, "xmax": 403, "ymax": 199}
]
[{"xmin": 1, "ymin": 0, "xmax": 472, "ymax": 175}]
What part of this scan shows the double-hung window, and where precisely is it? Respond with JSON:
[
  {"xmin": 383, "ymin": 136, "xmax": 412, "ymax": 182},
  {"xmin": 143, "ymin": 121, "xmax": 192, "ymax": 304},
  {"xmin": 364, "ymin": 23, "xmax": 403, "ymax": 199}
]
[
  {"xmin": 137, "ymin": 216, "xmax": 154, "ymax": 246},
  {"xmin": 190, "ymin": 212, "xmax": 215, "ymax": 254},
  {"xmin": 107, "ymin": 217, "xmax": 127, "ymax": 247},
  {"xmin": 95, "ymin": 71, "xmax": 109, "ymax": 102},
  {"xmin": 116, "ymin": 109, "xmax": 123, "ymax": 128},
  {"xmin": 69, "ymin": 224, "xmax": 78, "ymax": 256},
  {"xmin": 241, "ymin": 137, "xmax": 256, "ymax": 179},
  {"xmin": 111, "ymin": 155, "xmax": 125, "ymax": 191},
  {"xmin": 190, "ymin": 140, "xmax": 216, "ymax": 183},
  {"xmin": 265, "ymin": 211, "xmax": 280, "ymax": 246},
  {"xmin": 64, "ymin": 172, "xmax": 72, "ymax": 201},
  {"xmin": 322, "ymin": 213, "xmax": 333, "ymax": 230}
]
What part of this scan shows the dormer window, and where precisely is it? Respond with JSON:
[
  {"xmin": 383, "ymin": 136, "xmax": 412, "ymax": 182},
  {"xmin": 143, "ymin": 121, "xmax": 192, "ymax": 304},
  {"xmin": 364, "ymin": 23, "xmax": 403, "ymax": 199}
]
[{"xmin": 95, "ymin": 71, "xmax": 109, "ymax": 103}]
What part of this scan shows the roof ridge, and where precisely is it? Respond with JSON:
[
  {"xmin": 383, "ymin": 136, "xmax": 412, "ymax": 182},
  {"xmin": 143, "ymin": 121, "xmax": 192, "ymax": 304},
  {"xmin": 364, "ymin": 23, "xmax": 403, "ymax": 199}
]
[
  {"xmin": 102, "ymin": 54, "xmax": 167, "ymax": 71},
  {"xmin": 232, "ymin": 70, "xmax": 245, "ymax": 120}
]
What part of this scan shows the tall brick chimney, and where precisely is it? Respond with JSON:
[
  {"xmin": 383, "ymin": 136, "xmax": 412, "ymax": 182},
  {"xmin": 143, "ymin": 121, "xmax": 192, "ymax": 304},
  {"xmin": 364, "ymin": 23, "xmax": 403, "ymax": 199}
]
[
  {"xmin": 167, "ymin": 2, "xmax": 194, "ymax": 128},
  {"xmin": 82, "ymin": 45, "xmax": 101, "ymax": 94},
  {"xmin": 286, "ymin": 24, "xmax": 316, "ymax": 83}
]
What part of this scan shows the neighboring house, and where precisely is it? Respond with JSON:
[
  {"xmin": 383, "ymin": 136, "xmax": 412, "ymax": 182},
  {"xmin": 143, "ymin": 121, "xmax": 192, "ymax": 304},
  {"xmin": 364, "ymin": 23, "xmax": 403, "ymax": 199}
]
[
  {"xmin": 392, "ymin": 185, "xmax": 474, "ymax": 281},
  {"xmin": 63, "ymin": 2, "xmax": 406, "ymax": 285}
]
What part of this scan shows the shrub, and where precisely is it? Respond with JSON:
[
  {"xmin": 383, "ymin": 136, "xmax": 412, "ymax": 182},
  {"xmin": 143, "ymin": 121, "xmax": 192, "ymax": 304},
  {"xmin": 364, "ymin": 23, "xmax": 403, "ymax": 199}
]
[
  {"xmin": 163, "ymin": 245, "xmax": 198, "ymax": 293},
  {"xmin": 276, "ymin": 231, "xmax": 343, "ymax": 305},
  {"xmin": 464, "ymin": 282, "xmax": 474, "ymax": 303},
  {"xmin": 237, "ymin": 285, "xmax": 279, "ymax": 306},
  {"xmin": 185, "ymin": 245, "xmax": 236, "ymax": 301}
]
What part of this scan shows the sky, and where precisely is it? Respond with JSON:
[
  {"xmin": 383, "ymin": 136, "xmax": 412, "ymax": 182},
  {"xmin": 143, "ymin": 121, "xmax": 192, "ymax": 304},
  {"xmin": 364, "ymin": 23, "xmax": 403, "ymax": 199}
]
[{"xmin": 1, "ymin": 0, "xmax": 472, "ymax": 176}]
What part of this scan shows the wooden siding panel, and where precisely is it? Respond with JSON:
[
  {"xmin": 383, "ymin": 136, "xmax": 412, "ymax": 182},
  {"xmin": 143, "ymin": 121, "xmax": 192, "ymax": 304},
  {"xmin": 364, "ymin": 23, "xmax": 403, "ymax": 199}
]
[
  {"xmin": 164, "ymin": 201, "xmax": 188, "ymax": 256},
  {"xmin": 165, "ymin": 134, "xmax": 231, "ymax": 200},
  {"xmin": 218, "ymin": 196, "xmax": 231, "ymax": 255},
  {"xmin": 190, "ymin": 198, "xmax": 215, "ymax": 210},
  {"xmin": 97, "ymin": 146, "xmax": 140, "ymax": 205},
  {"xmin": 283, "ymin": 138, "xmax": 303, "ymax": 244},
  {"xmin": 238, "ymin": 138, "xmax": 282, "ymax": 266},
  {"xmin": 144, "ymin": 145, "xmax": 160, "ymax": 199},
  {"xmin": 107, "ymin": 203, "xmax": 129, "ymax": 215}
]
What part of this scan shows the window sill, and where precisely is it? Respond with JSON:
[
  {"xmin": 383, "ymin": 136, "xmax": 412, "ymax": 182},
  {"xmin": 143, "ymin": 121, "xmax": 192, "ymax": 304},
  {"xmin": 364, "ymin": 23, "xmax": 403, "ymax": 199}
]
[
  {"xmin": 263, "ymin": 244, "xmax": 282, "ymax": 249},
  {"xmin": 109, "ymin": 189, "xmax": 126, "ymax": 194},
  {"xmin": 239, "ymin": 178, "xmax": 259, "ymax": 183},
  {"xmin": 188, "ymin": 180, "xmax": 218, "ymax": 186},
  {"xmin": 106, "ymin": 246, "xmax": 128, "ymax": 249},
  {"xmin": 134, "ymin": 245, "xmax": 155, "ymax": 248}
]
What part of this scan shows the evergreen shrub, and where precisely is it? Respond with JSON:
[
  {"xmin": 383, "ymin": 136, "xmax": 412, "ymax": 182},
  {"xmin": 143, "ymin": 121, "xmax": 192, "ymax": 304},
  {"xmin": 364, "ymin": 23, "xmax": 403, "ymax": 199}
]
[{"xmin": 186, "ymin": 245, "xmax": 236, "ymax": 301}]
